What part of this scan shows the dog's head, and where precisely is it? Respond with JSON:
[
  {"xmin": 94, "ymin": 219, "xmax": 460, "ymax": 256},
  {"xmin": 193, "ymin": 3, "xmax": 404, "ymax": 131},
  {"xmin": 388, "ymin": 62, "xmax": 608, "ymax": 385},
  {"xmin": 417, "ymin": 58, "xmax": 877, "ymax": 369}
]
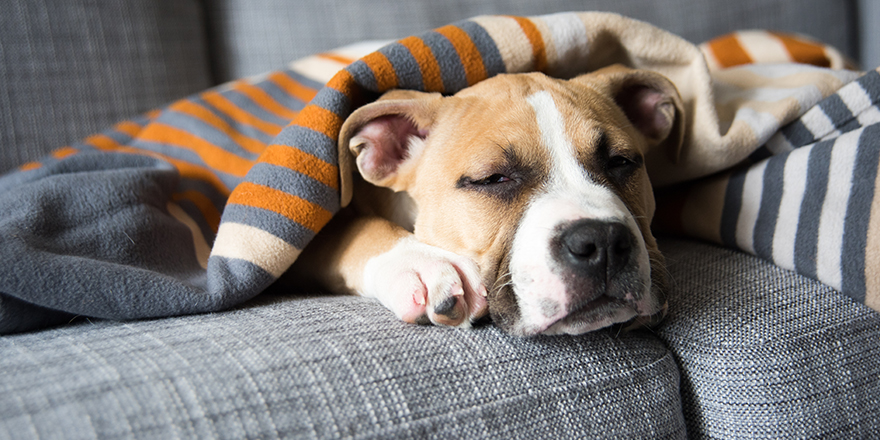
[{"xmin": 340, "ymin": 65, "xmax": 683, "ymax": 336}]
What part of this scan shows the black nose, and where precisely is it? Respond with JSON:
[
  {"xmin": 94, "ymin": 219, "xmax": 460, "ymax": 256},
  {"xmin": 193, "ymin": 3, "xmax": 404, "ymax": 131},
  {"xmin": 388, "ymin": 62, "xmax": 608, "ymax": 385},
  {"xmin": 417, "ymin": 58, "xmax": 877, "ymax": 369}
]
[{"xmin": 557, "ymin": 219, "xmax": 634, "ymax": 280}]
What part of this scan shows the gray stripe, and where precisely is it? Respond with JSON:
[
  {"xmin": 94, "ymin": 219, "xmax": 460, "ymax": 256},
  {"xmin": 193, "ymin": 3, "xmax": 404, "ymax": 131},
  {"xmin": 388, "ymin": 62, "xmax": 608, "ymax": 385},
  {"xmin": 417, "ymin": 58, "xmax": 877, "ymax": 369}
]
[
  {"xmin": 164, "ymin": 110, "xmax": 261, "ymax": 161},
  {"xmin": 258, "ymin": 78, "xmax": 309, "ymax": 115},
  {"xmin": 347, "ymin": 60, "xmax": 378, "ymax": 92},
  {"xmin": 129, "ymin": 139, "xmax": 243, "ymax": 191},
  {"xmin": 781, "ymin": 120, "xmax": 816, "ymax": 149},
  {"xmin": 818, "ymin": 94, "xmax": 855, "ymax": 130},
  {"xmin": 269, "ymin": 126, "xmax": 337, "ymax": 165},
  {"xmin": 856, "ymin": 69, "xmax": 880, "ymax": 104},
  {"xmin": 721, "ymin": 171, "xmax": 746, "ymax": 248},
  {"xmin": 309, "ymin": 87, "xmax": 352, "ymax": 118},
  {"xmin": 220, "ymin": 203, "xmax": 317, "ymax": 249},
  {"xmin": 380, "ymin": 42, "xmax": 425, "ymax": 91},
  {"xmin": 841, "ymin": 126, "xmax": 880, "ymax": 300},
  {"xmin": 457, "ymin": 20, "xmax": 506, "ymax": 77},
  {"xmin": 192, "ymin": 96, "xmax": 276, "ymax": 144},
  {"xmin": 421, "ymin": 31, "xmax": 468, "ymax": 93},
  {"xmin": 206, "ymin": 256, "xmax": 276, "ymax": 308},
  {"xmin": 794, "ymin": 140, "xmax": 834, "ymax": 278},
  {"xmin": 754, "ymin": 155, "xmax": 786, "ymax": 261},
  {"xmin": 246, "ymin": 162, "xmax": 340, "ymax": 213},
  {"xmin": 222, "ymin": 90, "xmax": 291, "ymax": 126}
]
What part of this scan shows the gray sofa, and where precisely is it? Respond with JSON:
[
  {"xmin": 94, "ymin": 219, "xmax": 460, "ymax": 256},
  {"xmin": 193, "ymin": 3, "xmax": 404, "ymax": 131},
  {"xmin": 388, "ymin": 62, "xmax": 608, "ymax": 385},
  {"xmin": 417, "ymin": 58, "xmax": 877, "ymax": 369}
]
[{"xmin": 1, "ymin": 1, "xmax": 878, "ymax": 439}]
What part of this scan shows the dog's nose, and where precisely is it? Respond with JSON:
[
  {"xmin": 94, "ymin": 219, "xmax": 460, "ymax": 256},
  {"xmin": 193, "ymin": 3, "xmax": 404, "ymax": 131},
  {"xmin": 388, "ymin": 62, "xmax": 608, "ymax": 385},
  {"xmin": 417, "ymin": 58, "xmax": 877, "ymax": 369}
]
[{"xmin": 558, "ymin": 219, "xmax": 634, "ymax": 281}]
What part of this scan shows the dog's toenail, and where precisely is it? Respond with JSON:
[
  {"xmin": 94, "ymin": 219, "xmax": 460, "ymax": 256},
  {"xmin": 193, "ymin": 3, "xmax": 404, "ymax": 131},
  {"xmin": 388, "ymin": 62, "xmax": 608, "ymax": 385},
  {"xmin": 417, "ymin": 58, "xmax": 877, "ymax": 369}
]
[{"xmin": 434, "ymin": 296, "xmax": 458, "ymax": 316}]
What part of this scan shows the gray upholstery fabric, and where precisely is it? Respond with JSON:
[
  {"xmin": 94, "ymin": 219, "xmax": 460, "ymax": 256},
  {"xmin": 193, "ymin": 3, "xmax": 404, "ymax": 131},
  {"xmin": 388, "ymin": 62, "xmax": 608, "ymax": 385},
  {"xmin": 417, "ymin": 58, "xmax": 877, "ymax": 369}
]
[
  {"xmin": 206, "ymin": 0, "xmax": 859, "ymax": 82},
  {"xmin": 0, "ymin": 294, "xmax": 686, "ymax": 439},
  {"xmin": 656, "ymin": 238, "xmax": 880, "ymax": 439},
  {"xmin": 0, "ymin": 0, "xmax": 213, "ymax": 173}
]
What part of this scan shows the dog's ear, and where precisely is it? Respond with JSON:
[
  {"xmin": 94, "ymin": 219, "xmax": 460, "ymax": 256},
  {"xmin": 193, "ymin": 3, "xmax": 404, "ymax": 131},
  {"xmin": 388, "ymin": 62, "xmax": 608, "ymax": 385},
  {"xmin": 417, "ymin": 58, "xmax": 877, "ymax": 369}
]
[
  {"xmin": 338, "ymin": 91, "xmax": 441, "ymax": 199},
  {"xmin": 582, "ymin": 65, "xmax": 685, "ymax": 161}
]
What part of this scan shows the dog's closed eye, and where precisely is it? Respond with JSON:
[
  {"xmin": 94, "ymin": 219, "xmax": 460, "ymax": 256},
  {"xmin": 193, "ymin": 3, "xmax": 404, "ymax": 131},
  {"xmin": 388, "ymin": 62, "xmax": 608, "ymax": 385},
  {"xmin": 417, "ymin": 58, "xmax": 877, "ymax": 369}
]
[{"xmin": 471, "ymin": 174, "xmax": 512, "ymax": 185}]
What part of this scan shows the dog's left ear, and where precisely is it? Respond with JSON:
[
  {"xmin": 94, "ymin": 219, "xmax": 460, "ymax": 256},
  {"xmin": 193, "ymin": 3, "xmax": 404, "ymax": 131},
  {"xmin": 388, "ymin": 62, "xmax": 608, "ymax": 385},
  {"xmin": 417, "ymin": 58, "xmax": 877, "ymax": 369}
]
[
  {"xmin": 581, "ymin": 65, "xmax": 685, "ymax": 160},
  {"xmin": 338, "ymin": 90, "xmax": 441, "ymax": 206}
]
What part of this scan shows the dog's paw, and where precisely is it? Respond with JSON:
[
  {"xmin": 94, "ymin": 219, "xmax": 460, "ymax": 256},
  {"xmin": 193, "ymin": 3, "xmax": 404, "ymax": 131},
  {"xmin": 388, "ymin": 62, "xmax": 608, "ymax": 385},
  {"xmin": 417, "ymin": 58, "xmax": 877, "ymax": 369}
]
[{"xmin": 361, "ymin": 237, "xmax": 488, "ymax": 328}]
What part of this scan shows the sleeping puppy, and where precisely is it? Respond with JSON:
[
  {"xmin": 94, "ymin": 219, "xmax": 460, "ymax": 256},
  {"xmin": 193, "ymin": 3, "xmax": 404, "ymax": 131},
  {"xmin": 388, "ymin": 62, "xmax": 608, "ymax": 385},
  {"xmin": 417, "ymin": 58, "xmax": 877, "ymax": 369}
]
[{"xmin": 290, "ymin": 65, "xmax": 683, "ymax": 336}]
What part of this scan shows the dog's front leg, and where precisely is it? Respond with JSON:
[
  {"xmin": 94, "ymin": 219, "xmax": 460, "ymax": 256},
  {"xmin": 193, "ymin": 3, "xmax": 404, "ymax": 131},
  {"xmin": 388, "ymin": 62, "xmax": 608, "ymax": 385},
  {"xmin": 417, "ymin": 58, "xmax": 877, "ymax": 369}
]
[{"xmin": 290, "ymin": 211, "xmax": 488, "ymax": 328}]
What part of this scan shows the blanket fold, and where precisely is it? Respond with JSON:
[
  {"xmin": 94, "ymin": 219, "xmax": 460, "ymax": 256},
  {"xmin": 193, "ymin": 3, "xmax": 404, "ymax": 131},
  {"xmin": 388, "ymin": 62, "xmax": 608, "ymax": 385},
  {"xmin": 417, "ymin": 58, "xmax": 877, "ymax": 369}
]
[{"xmin": 1, "ymin": 12, "xmax": 876, "ymax": 334}]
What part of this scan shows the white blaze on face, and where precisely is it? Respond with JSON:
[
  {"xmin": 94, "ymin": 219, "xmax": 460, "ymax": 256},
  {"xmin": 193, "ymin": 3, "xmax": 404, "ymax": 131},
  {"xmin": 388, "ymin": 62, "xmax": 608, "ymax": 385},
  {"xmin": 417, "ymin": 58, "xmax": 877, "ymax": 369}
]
[{"xmin": 507, "ymin": 91, "xmax": 652, "ymax": 335}]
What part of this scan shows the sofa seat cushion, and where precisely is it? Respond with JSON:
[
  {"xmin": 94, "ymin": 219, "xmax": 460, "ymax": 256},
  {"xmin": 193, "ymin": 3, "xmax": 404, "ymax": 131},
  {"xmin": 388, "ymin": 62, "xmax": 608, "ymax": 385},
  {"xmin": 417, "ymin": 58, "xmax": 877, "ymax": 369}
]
[
  {"xmin": 657, "ymin": 238, "xmax": 880, "ymax": 439},
  {"xmin": 0, "ymin": 294, "xmax": 685, "ymax": 439}
]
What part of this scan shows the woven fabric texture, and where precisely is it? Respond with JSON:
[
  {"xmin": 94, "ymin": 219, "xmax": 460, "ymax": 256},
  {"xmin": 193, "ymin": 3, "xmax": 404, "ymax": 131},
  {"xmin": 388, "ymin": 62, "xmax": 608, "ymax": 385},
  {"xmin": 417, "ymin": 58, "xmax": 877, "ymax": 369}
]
[
  {"xmin": 206, "ymin": 0, "xmax": 858, "ymax": 82},
  {"xmin": 657, "ymin": 238, "xmax": 880, "ymax": 439},
  {"xmin": 0, "ymin": 294, "xmax": 685, "ymax": 439},
  {"xmin": 0, "ymin": 0, "xmax": 213, "ymax": 174}
]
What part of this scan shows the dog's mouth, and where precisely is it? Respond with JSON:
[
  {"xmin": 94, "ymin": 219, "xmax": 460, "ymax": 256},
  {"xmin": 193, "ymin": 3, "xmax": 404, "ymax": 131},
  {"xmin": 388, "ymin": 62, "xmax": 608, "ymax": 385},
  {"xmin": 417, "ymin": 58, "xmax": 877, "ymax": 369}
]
[{"xmin": 538, "ymin": 295, "xmax": 637, "ymax": 335}]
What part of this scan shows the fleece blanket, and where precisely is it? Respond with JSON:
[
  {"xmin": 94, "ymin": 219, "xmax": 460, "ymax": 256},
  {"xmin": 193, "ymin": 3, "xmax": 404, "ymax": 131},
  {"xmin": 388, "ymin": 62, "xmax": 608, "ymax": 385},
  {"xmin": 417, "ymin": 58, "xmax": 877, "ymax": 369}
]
[{"xmin": 1, "ymin": 12, "xmax": 877, "ymax": 334}]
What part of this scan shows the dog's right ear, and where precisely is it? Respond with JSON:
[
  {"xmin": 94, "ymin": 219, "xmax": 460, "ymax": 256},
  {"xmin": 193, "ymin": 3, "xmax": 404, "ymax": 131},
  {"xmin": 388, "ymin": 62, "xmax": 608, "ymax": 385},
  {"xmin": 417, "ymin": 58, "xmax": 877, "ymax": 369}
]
[{"xmin": 338, "ymin": 91, "xmax": 441, "ymax": 202}]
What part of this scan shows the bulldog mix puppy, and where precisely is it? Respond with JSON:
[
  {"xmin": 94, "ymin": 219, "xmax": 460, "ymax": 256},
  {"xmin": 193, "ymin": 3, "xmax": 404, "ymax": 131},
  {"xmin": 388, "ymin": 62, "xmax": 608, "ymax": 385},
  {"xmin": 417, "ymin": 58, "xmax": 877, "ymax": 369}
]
[{"xmin": 290, "ymin": 65, "xmax": 684, "ymax": 336}]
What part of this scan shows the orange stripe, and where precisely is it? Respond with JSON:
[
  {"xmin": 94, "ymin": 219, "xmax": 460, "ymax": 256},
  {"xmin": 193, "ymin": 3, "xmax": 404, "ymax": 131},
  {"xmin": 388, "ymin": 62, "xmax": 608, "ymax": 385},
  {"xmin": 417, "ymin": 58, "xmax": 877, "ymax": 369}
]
[
  {"xmin": 362, "ymin": 51, "xmax": 399, "ymax": 91},
  {"xmin": 260, "ymin": 144, "xmax": 338, "ymax": 190},
  {"xmin": 400, "ymin": 36, "xmax": 445, "ymax": 93},
  {"xmin": 318, "ymin": 52, "xmax": 357, "ymax": 66},
  {"xmin": 84, "ymin": 133, "xmax": 119, "ymax": 150},
  {"xmin": 52, "ymin": 146, "xmax": 79, "ymax": 159},
  {"xmin": 115, "ymin": 121, "xmax": 143, "ymax": 138},
  {"xmin": 173, "ymin": 189, "xmax": 222, "ymax": 232},
  {"xmin": 232, "ymin": 81, "xmax": 299, "ymax": 121},
  {"xmin": 326, "ymin": 68, "xmax": 355, "ymax": 94},
  {"xmin": 171, "ymin": 100, "xmax": 267, "ymax": 154},
  {"xmin": 227, "ymin": 182, "xmax": 333, "ymax": 233},
  {"xmin": 436, "ymin": 25, "xmax": 487, "ymax": 86},
  {"xmin": 707, "ymin": 34, "xmax": 754, "ymax": 68},
  {"xmin": 82, "ymin": 129, "xmax": 232, "ymax": 196},
  {"xmin": 771, "ymin": 32, "xmax": 831, "ymax": 68},
  {"xmin": 294, "ymin": 105, "xmax": 343, "ymax": 141},
  {"xmin": 509, "ymin": 16, "xmax": 547, "ymax": 72},
  {"xmin": 19, "ymin": 162, "xmax": 41, "ymax": 171},
  {"xmin": 138, "ymin": 123, "xmax": 254, "ymax": 177},
  {"xmin": 201, "ymin": 90, "xmax": 284, "ymax": 138},
  {"xmin": 268, "ymin": 71, "xmax": 318, "ymax": 104}
]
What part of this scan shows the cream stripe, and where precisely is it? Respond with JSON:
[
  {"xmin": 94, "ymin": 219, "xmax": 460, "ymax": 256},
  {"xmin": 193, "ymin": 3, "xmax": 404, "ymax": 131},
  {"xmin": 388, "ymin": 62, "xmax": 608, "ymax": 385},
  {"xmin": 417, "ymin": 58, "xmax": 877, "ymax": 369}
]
[
  {"xmin": 288, "ymin": 41, "xmax": 388, "ymax": 84},
  {"xmin": 772, "ymin": 146, "xmax": 811, "ymax": 271},
  {"xmin": 288, "ymin": 56, "xmax": 349, "ymax": 84},
  {"xmin": 737, "ymin": 31, "xmax": 793, "ymax": 64},
  {"xmin": 736, "ymin": 160, "xmax": 768, "ymax": 254},
  {"xmin": 534, "ymin": 12, "xmax": 590, "ymax": 78},
  {"xmin": 167, "ymin": 202, "xmax": 211, "ymax": 270},
  {"xmin": 470, "ymin": 16, "xmax": 533, "ymax": 73},
  {"xmin": 211, "ymin": 222, "xmax": 301, "ymax": 278},
  {"xmin": 865, "ymin": 153, "xmax": 880, "ymax": 311},
  {"xmin": 800, "ymin": 105, "xmax": 839, "ymax": 140},
  {"xmin": 816, "ymin": 138, "xmax": 859, "ymax": 291},
  {"xmin": 857, "ymin": 106, "xmax": 880, "ymax": 127},
  {"xmin": 840, "ymin": 81, "xmax": 873, "ymax": 115}
]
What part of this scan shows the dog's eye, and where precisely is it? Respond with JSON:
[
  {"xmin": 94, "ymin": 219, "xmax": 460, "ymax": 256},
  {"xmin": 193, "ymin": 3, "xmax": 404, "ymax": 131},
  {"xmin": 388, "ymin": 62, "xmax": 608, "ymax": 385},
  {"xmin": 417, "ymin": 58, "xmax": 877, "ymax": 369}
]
[
  {"xmin": 607, "ymin": 155, "xmax": 634, "ymax": 169},
  {"xmin": 473, "ymin": 174, "xmax": 512, "ymax": 185}
]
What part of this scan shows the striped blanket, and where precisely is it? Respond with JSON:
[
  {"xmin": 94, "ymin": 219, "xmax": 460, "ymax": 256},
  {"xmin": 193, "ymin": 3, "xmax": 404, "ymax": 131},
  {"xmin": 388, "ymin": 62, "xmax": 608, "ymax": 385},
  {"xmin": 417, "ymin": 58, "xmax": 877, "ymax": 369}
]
[{"xmin": 0, "ymin": 12, "xmax": 876, "ymax": 334}]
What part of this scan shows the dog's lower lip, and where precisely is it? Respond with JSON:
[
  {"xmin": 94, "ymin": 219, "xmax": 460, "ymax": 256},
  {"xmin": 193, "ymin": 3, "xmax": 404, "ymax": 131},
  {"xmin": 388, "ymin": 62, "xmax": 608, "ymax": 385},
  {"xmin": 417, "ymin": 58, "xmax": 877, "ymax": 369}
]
[{"xmin": 547, "ymin": 295, "xmax": 623, "ymax": 329}]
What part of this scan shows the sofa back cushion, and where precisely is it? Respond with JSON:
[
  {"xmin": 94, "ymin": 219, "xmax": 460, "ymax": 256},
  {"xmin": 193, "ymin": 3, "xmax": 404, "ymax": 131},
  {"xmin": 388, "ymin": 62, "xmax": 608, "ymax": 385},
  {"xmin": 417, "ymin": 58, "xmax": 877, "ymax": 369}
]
[
  {"xmin": 206, "ymin": 0, "xmax": 859, "ymax": 82},
  {"xmin": 0, "ymin": 0, "xmax": 213, "ymax": 173}
]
